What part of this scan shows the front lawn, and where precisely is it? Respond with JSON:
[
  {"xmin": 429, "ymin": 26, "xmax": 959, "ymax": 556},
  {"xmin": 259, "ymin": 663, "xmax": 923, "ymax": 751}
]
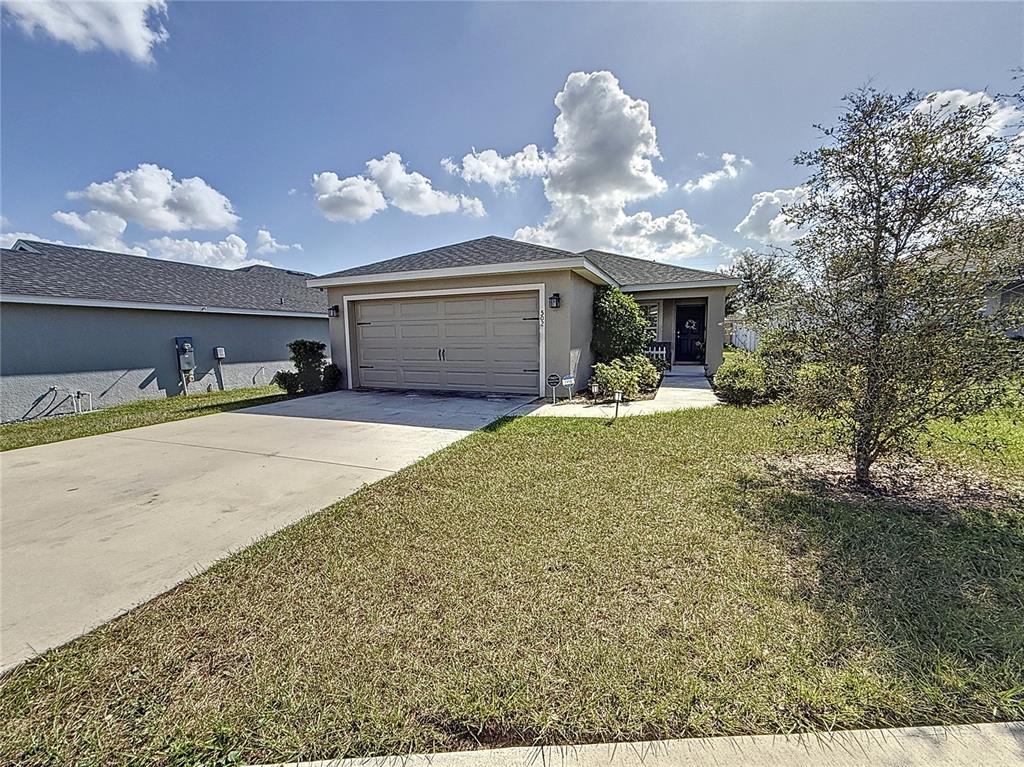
[
  {"xmin": 1, "ymin": 406, "xmax": 1021, "ymax": 766},
  {"xmin": 0, "ymin": 386, "xmax": 288, "ymax": 451}
]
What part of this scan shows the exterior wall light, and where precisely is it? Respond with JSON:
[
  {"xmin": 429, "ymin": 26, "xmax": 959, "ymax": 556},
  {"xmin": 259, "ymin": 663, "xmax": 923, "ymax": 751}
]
[
  {"xmin": 328, "ymin": 304, "xmax": 340, "ymax": 318},
  {"xmin": 548, "ymin": 293, "xmax": 561, "ymax": 309}
]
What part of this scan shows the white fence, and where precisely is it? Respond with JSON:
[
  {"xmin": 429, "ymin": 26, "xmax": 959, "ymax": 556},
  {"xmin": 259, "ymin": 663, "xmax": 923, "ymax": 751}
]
[{"xmin": 730, "ymin": 322, "xmax": 761, "ymax": 352}]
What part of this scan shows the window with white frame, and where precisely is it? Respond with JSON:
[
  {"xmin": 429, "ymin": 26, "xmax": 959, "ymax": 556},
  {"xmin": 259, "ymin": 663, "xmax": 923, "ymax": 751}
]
[{"xmin": 639, "ymin": 302, "xmax": 659, "ymax": 340}]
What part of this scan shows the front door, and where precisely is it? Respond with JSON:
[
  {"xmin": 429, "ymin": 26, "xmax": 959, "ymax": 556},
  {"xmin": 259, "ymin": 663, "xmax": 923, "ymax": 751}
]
[{"xmin": 675, "ymin": 304, "xmax": 706, "ymax": 363}]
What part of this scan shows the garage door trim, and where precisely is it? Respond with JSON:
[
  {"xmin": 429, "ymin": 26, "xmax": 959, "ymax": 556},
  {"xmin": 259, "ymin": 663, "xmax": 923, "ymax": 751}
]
[{"xmin": 343, "ymin": 283, "xmax": 545, "ymax": 396}]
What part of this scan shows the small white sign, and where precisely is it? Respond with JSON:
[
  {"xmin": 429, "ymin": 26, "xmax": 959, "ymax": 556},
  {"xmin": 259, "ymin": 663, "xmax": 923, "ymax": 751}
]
[{"xmin": 561, "ymin": 375, "xmax": 575, "ymax": 388}]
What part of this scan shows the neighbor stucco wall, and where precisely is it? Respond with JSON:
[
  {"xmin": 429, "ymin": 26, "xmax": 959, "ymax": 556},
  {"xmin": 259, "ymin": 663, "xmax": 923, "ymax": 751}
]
[
  {"xmin": 627, "ymin": 285, "xmax": 730, "ymax": 374},
  {"xmin": 326, "ymin": 269, "xmax": 596, "ymax": 394},
  {"xmin": 0, "ymin": 302, "xmax": 328, "ymax": 422}
]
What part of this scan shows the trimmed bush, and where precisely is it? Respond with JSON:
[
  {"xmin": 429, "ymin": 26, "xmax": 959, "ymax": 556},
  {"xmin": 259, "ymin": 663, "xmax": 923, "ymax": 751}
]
[
  {"xmin": 756, "ymin": 329, "xmax": 806, "ymax": 401},
  {"xmin": 589, "ymin": 360, "xmax": 641, "ymax": 401},
  {"xmin": 591, "ymin": 287, "xmax": 651, "ymax": 363},
  {"xmin": 288, "ymin": 339, "xmax": 328, "ymax": 394},
  {"xmin": 622, "ymin": 354, "xmax": 661, "ymax": 392},
  {"xmin": 322, "ymin": 363, "xmax": 344, "ymax": 392},
  {"xmin": 271, "ymin": 370, "xmax": 301, "ymax": 395},
  {"xmin": 713, "ymin": 353, "xmax": 766, "ymax": 405}
]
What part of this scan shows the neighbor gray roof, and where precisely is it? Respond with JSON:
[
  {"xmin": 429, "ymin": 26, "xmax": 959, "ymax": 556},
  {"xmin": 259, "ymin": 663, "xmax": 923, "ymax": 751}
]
[
  {"xmin": 315, "ymin": 235, "xmax": 729, "ymax": 287},
  {"xmin": 1, "ymin": 241, "xmax": 327, "ymax": 314}
]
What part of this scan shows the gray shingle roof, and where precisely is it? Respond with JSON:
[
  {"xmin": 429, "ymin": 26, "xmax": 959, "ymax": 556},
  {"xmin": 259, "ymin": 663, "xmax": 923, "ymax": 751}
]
[
  {"xmin": 318, "ymin": 236, "xmax": 576, "ymax": 278},
  {"xmin": 578, "ymin": 249, "xmax": 728, "ymax": 286},
  {"xmin": 1, "ymin": 241, "xmax": 327, "ymax": 314},
  {"xmin": 316, "ymin": 235, "xmax": 729, "ymax": 287}
]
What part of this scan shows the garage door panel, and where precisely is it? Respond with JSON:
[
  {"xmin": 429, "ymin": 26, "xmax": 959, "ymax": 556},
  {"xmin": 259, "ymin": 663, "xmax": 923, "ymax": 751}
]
[
  {"xmin": 398, "ymin": 300, "xmax": 442, "ymax": 319},
  {"xmin": 402, "ymin": 369, "xmax": 444, "ymax": 386},
  {"xmin": 400, "ymin": 324, "xmax": 441, "ymax": 339},
  {"xmin": 444, "ymin": 322, "xmax": 488, "ymax": 339},
  {"xmin": 492, "ymin": 295, "xmax": 537, "ymax": 314},
  {"xmin": 492, "ymin": 320, "xmax": 537, "ymax": 338},
  {"xmin": 352, "ymin": 291, "xmax": 539, "ymax": 394}
]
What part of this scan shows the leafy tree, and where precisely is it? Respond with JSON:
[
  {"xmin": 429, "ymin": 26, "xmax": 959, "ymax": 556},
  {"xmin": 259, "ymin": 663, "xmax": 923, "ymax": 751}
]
[
  {"xmin": 725, "ymin": 249, "xmax": 795, "ymax": 317},
  {"xmin": 591, "ymin": 286, "xmax": 651, "ymax": 362},
  {"xmin": 774, "ymin": 87, "xmax": 1024, "ymax": 483}
]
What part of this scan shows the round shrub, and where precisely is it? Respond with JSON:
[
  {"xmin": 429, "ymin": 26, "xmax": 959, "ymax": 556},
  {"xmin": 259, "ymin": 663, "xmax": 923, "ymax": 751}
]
[
  {"xmin": 591, "ymin": 287, "xmax": 651, "ymax": 363},
  {"xmin": 321, "ymin": 363, "xmax": 344, "ymax": 392},
  {"xmin": 622, "ymin": 354, "xmax": 661, "ymax": 392},
  {"xmin": 589, "ymin": 359, "xmax": 642, "ymax": 400},
  {"xmin": 713, "ymin": 354, "xmax": 766, "ymax": 405}
]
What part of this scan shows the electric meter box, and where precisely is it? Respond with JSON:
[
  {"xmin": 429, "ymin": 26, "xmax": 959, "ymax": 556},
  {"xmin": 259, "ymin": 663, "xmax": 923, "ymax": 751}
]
[
  {"xmin": 213, "ymin": 346, "xmax": 226, "ymax": 360},
  {"xmin": 175, "ymin": 336, "xmax": 196, "ymax": 371}
]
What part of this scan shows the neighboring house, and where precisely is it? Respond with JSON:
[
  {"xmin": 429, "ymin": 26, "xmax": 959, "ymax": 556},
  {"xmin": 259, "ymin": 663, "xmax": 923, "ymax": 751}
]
[
  {"xmin": 309, "ymin": 236, "xmax": 739, "ymax": 397},
  {"xmin": 0, "ymin": 241, "xmax": 328, "ymax": 422}
]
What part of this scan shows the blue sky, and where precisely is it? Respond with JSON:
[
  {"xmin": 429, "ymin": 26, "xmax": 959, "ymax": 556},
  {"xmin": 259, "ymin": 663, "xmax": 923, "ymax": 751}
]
[{"xmin": 2, "ymin": 1, "xmax": 1021, "ymax": 275}]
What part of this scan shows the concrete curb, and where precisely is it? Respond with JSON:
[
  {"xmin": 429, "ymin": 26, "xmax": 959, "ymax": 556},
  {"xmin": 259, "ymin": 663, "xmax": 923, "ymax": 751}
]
[{"xmin": 249, "ymin": 721, "xmax": 1023, "ymax": 767}]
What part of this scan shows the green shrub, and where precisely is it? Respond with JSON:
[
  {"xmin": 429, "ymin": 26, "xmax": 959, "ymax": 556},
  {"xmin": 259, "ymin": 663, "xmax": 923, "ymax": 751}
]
[
  {"xmin": 322, "ymin": 363, "xmax": 344, "ymax": 392},
  {"xmin": 288, "ymin": 339, "xmax": 328, "ymax": 394},
  {"xmin": 648, "ymin": 355, "xmax": 672, "ymax": 374},
  {"xmin": 271, "ymin": 370, "xmax": 301, "ymax": 395},
  {"xmin": 589, "ymin": 360, "xmax": 642, "ymax": 401},
  {"xmin": 713, "ymin": 353, "xmax": 766, "ymax": 405},
  {"xmin": 622, "ymin": 354, "xmax": 661, "ymax": 391},
  {"xmin": 591, "ymin": 287, "xmax": 651, "ymax": 363},
  {"xmin": 755, "ymin": 329, "xmax": 805, "ymax": 400}
]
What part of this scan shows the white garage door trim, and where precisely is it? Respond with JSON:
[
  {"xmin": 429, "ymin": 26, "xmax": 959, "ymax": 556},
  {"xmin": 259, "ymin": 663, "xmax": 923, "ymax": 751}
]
[{"xmin": 343, "ymin": 283, "xmax": 546, "ymax": 396}]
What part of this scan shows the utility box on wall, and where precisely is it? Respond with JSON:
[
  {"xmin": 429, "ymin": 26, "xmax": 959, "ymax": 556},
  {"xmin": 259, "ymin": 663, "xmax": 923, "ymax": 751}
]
[{"xmin": 174, "ymin": 336, "xmax": 195, "ymax": 371}]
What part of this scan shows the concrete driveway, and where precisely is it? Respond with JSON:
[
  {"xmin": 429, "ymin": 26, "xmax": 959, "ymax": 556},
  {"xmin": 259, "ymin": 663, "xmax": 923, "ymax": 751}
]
[{"xmin": 0, "ymin": 389, "xmax": 528, "ymax": 670}]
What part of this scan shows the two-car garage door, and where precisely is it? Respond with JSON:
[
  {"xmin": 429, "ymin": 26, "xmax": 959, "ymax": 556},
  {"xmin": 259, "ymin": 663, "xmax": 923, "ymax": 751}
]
[{"xmin": 352, "ymin": 291, "xmax": 540, "ymax": 395}]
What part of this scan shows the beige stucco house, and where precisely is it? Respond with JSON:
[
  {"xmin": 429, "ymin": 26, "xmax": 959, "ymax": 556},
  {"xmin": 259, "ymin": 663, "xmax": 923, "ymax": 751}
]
[{"xmin": 309, "ymin": 236, "xmax": 738, "ymax": 397}]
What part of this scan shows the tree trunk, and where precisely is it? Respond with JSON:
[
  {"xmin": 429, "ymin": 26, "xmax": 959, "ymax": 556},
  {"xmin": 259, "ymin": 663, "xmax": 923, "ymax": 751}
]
[{"xmin": 854, "ymin": 449, "xmax": 873, "ymax": 485}]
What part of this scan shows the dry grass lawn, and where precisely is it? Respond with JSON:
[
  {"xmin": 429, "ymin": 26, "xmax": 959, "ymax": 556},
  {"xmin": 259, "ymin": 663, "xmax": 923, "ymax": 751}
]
[{"xmin": 1, "ymin": 406, "xmax": 1021, "ymax": 766}]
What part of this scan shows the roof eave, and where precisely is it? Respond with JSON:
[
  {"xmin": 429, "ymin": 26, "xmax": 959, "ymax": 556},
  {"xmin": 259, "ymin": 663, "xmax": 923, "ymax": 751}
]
[
  {"xmin": 0, "ymin": 293, "xmax": 326, "ymax": 318},
  {"xmin": 308, "ymin": 258, "xmax": 618, "ymax": 289}
]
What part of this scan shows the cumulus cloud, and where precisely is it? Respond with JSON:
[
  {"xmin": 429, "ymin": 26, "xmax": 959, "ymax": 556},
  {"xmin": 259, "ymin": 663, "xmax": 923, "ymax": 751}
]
[
  {"xmin": 1, "ymin": 231, "xmax": 64, "ymax": 249},
  {"xmin": 682, "ymin": 152, "xmax": 752, "ymax": 193},
  {"xmin": 312, "ymin": 172, "xmax": 387, "ymax": 223},
  {"xmin": 51, "ymin": 209, "xmax": 144, "ymax": 253},
  {"xmin": 443, "ymin": 145, "xmax": 548, "ymax": 190},
  {"xmin": 489, "ymin": 71, "xmax": 715, "ymax": 261},
  {"xmin": 145, "ymin": 234, "xmax": 270, "ymax": 269},
  {"xmin": 2, "ymin": 1, "xmax": 169, "ymax": 64},
  {"xmin": 734, "ymin": 186, "xmax": 806, "ymax": 244},
  {"xmin": 313, "ymin": 153, "xmax": 484, "ymax": 222},
  {"xmin": 916, "ymin": 89, "xmax": 1022, "ymax": 137},
  {"xmin": 68, "ymin": 164, "xmax": 239, "ymax": 232},
  {"xmin": 254, "ymin": 228, "xmax": 302, "ymax": 254}
]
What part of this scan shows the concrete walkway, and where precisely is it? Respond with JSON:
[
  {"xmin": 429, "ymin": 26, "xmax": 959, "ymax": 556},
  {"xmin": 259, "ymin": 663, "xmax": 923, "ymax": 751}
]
[
  {"xmin": 517, "ymin": 364, "xmax": 719, "ymax": 418},
  {"xmin": 0, "ymin": 389, "xmax": 529, "ymax": 670},
  {"xmin": 250, "ymin": 722, "xmax": 1024, "ymax": 767}
]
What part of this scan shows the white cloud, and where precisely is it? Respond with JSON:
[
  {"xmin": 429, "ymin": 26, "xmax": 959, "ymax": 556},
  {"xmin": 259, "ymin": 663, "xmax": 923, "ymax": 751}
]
[
  {"xmin": 1, "ymin": 231, "xmax": 64, "ymax": 249},
  {"xmin": 3, "ymin": 1, "xmax": 168, "ymax": 64},
  {"xmin": 490, "ymin": 71, "xmax": 715, "ymax": 261},
  {"xmin": 254, "ymin": 228, "xmax": 302, "ymax": 254},
  {"xmin": 313, "ymin": 153, "xmax": 485, "ymax": 222},
  {"xmin": 145, "ymin": 234, "xmax": 270, "ymax": 269},
  {"xmin": 734, "ymin": 186, "xmax": 806, "ymax": 244},
  {"xmin": 69, "ymin": 164, "xmax": 239, "ymax": 232},
  {"xmin": 917, "ymin": 89, "xmax": 1022, "ymax": 137},
  {"xmin": 51, "ymin": 209, "xmax": 146, "ymax": 253},
  {"xmin": 682, "ymin": 152, "xmax": 752, "ymax": 193},
  {"xmin": 443, "ymin": 144, "xmax": 548, "ymax": 190},
  {"xmin": 287, "ymin": 188, "xmax": 298, "ymax": 196},
  {"xmin": 312, "ymin": 172, "xmax": 387, "ymax": 222}
]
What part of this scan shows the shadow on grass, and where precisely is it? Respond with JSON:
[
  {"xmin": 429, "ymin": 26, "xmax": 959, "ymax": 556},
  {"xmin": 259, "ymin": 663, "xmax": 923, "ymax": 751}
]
[{"xmin": 734, "ymin": 465, "xmax": 1024, "ymax": 724}]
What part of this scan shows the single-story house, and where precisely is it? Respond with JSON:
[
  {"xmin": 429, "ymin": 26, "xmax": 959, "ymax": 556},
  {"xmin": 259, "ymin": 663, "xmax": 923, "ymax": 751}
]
[
  {"xmin": 309, "ymin": 236, "xmax": 739, "ymax": 397},
  {"xmin": 0, "ymin": 240, "xmax": 328, "ymax": 422}
]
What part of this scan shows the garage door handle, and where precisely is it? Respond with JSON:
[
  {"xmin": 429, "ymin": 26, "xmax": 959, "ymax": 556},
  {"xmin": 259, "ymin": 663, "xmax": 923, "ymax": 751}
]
[
  {"xmin": 359, "ymin": 365, "xmax": 374, "ymax": 369},
  {"xmin": 438, "ymin": 348, "xmax": 442, "ymax": 361},
  {"xmin": 441, "ymin": 348, "xmax": 447, "ymax": 361}
]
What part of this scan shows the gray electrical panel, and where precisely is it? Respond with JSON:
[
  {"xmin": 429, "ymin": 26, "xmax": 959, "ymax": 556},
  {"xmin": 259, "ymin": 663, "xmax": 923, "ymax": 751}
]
[{"xmin": 175, "ymin": 336, "xmax": 195, "ymax": 371}]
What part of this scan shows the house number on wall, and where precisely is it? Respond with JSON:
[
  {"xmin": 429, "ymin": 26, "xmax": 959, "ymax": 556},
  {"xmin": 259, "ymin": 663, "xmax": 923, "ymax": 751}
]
[{"xmin": 539, "ymin": 308, "xmax": 545, "ymax": 327}]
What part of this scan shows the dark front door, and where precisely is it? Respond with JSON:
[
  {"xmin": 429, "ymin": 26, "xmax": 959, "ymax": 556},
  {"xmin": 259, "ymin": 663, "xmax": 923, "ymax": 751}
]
[{"xmin": 675, "ymin": 304, "xmax": 706, "ymax": 363}]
